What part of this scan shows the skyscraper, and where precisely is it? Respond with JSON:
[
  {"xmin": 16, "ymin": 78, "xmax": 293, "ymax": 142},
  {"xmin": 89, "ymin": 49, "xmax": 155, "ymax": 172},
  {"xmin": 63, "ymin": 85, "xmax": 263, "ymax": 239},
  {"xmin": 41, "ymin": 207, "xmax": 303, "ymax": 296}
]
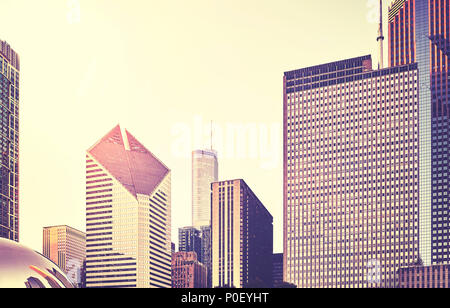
[
  {"xmin": 192, "ymin": 149, "xmax": 218, "ymax": 229},
  {"xmin": 43, "ymin": 225, "xmax": 86, "ymax": 287},
  {"xmin": 172, "ymin": 251, "xmax": 207, "ymax": 288},
  {"xmin": 283, "ymin": 55, "xmax": 420, "ymax": 288},
  {"xmin": 85, "ymin": 125, "xmax": 171, "ymax": 288},
  {"xmin": 388, "ymin": 0, "xmax": 449, "ymax": 266},
  {"xmin": 212, "ymin": 179, "xmax": 273, "ymax": 288},
  {"xmin": 178, "ymin": 226, "xmax": 202, "ymax": 259},
  {"xmin": 0, "ymin": 40, "xmax": 19, "ymax": 242}
]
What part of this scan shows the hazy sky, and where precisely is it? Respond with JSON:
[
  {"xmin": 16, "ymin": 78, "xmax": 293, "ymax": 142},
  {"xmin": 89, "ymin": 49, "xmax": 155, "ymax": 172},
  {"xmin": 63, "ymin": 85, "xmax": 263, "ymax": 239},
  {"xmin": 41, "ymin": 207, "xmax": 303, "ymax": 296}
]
[{"xmin": 0, "ymin": 0, "xmax": 389, "ymax": 253}]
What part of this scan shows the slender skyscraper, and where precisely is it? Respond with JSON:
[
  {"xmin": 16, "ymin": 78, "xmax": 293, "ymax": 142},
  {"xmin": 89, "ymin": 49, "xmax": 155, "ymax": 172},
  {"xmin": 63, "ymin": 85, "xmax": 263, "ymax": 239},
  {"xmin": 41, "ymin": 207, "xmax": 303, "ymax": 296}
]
[
  {"xmin": 283, "ymin": 55, "xmax": 420, "ymax": 288},
  {"xmin": 43, "ymin": 225, "xmax": 86, "ymax": 287},
  {"xmin": 388, "ymin": 0, "xmax": 449, "ymax": 266},
  {"xmin": 0, "ymin": 40, "xmax": 19, "ymax": 242},
  {"xmin": 212, "ymin": 179, "xmax": 273, "ymax": 288},
  {"xmin": 85, "ymin": 125, "xmax": 171, "ymax": 288},
  {"xmin": 192, "ymin": 149, "xmax": 218, "ymax": 229}
]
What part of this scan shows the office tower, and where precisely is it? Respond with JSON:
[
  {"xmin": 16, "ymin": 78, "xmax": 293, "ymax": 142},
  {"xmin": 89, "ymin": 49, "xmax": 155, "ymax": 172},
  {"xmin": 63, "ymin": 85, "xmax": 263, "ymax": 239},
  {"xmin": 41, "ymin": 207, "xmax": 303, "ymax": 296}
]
[
  {"xmin": 398, "ymin": 264, "xmax": 450, "ymax": 288},
  {"xmin": 212, "ymin": 179, "xmax": 273, "ymax": 288},
  {"xmin": 272, "ymin": 253, "xmax": 283, "ymax": 288},
  {"xmin": 200, "ymin": 225, "xmax": 212, "ymax": 288},
  {"xmin": 43, "ymin": 225, "xmax": 86, "ymax": 287},
  {"xmin": 178, "ymin": 226, "xmax": 202, "ymax": 259},
  {"xmin": 172, "ymin": 251, "xmax": 207, "ymax": 288},
  {"xmin": 388, "ymin": 0, "xmax": 449, "ymax": 266},
  {"xmin": 85, "ymin": 125, "xmax": 171, "ymax": 288},
  {"xmin": 283, "ymin": 55, "xmax": 420, "ymax": 288},
  {"xmin": 192, "ymin": 149, "xmax": 218, "ymax": 229},
  {"xmin": 0, "ymin": 40, "xmax": 19, "ymax": 242},
  {"xmin": 171, "ymin": 242, "xmax": 176, "ymax": 254}
]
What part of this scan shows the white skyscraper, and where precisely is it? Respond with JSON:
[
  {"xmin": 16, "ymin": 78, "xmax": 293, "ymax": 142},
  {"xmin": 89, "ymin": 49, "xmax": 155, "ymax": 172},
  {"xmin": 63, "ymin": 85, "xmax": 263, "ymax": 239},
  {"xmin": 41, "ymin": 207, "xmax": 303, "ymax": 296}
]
[
  {"xmin": 192, "ymin": 149, "xmax": 218, "ymax": 229},
  {"xmin": 85, "ymin": 125, "xmax": 171, "ymax": 288}
]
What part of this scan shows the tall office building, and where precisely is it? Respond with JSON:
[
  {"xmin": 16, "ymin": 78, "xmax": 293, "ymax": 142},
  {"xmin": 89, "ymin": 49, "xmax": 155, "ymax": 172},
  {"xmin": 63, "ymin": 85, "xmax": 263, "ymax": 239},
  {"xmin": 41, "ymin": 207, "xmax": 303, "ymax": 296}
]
[
  {"xmin": 85, "ymin": 125, "xmax": 171, "ymax": 288},
  {"xmin": 0, "ymin": 40, "xmax": 19, "ymax": 242},
  {"xmin": 192, "ymin": 149, "xmax": 218, "ymax": 229},
  {"xmin": 388, "ymin": 0, "xmax": 449, "ymax": 265},
  {"xmin": 43, "ymin": 225, "xmax": 86, "ymax": 286},
  {"xmin": 178, "ymin": 226, "xmax": 202, "ymax": 259},
  {"xmin": 212, "ymin": 179, "xmax": 273, "ymax": 288},
  {"xmin": 200, "ymin": 225, "xmax": 212, "ymax": 288},
  {"xmin": 172, "ymin": 251, "xmax": 208, "ymax": 288},
  {"xmin": 283, "ymin": 55, "xmax": 420, "ymax": 288}
]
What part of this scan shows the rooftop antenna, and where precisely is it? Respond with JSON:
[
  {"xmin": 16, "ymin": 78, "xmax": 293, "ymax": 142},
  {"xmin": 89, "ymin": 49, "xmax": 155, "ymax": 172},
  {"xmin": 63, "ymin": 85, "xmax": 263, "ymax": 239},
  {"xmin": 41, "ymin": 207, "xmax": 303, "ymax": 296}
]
[{"xmin": 377, "ymin": 0, "xmax": 385, "ymax": 69}]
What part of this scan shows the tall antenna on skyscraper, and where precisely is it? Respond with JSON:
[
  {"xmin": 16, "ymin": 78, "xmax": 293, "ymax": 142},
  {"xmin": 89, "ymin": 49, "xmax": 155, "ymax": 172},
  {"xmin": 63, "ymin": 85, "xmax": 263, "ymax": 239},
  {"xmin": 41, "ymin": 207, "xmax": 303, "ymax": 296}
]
[{"xmin": 377, "ymin": 0, "xmax": 385, "ymax": 69}]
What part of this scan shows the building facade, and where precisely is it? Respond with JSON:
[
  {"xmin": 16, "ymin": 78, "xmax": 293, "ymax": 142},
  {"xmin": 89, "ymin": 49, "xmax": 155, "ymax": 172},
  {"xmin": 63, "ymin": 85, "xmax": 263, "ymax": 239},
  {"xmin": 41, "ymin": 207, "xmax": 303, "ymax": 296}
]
[
  {"xmin": 212, "ymin": 179, "xmax": 273, "ymax": 288},
  {"xmin": 283, "ymin": 55, "xmax": 420, "ymax": 288},
  {"xmin": 273, "ymin": 253, "xmax": 283, "ymax": 288},
  {"xmin": 85, "ymin": 125, "xmax": 172, "ymax": 288},
  {"xmin": 0, "ymin": 40, "xmax": 19, "ymax": 242},
  {"xmin": 388, "ymin": 0, "xmax": 450, "ymax": 265},
  {"xmin": 178, "ymin": 226, "xmax": 202, "ymax": 261},
  {"xmin": 192, "ymin": 149, "xmax": 218, "ymax": 229},
  {"xmin": 172, "ymin": 251, "xmax": 207, "ymax": 288},
  {"xmin": 43, "ymin": 225, "xmax": 86, "ymax": 287},
  {"xmin": 398, "ymin": 264, "xmax": 450, "ymax": 288},
  {"xmin": 200, "ymin": 225, "xmax": 212, "ymax": 288}
]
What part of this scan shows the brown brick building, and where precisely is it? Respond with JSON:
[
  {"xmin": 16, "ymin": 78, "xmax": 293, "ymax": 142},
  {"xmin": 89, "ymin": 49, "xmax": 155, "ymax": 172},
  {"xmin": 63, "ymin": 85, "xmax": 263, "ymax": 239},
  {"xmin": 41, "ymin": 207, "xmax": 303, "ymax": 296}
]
[{"xmin": 172, "ymin": 252, "xmax": 207, "ymax": 288}]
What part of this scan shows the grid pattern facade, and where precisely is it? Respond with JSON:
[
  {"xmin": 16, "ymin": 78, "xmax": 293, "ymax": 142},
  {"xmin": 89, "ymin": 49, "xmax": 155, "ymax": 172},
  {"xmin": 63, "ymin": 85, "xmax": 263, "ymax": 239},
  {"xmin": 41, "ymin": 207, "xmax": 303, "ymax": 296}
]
[
  {"xmin": 398, "ymin": 264, "xmax": 450, "ymax": 288},
  {"xmin": 171, "ymin": 251, "xmax": 207, "ymax": 288},
  {"xmin": 283, "ymin": 55, "xmax": 420, "ymax": 288},
  {"xmin": 389, "ymin": 0, "xmax": 450, "ymax": 265},
  {"xmin": 192, "ymin": 149, "xmax": 218, "ymax": 229},
  {"xmin": 85, "ymin": 125, "xmax": 172, "ymax": 288},
  {"xmin": 0, "ymin": 40, "xmax": 19, "ymax": 242},
  {"xmin": 43, "ymin": 225, "xmax": 86, "ymax": 286},
  {"xmin": 212, "ymin": 179, "xmax": 273, "ymax": 288},
  {"xmin": 178, "ymin": 226, "xmax": 202, "ymax": 260}
]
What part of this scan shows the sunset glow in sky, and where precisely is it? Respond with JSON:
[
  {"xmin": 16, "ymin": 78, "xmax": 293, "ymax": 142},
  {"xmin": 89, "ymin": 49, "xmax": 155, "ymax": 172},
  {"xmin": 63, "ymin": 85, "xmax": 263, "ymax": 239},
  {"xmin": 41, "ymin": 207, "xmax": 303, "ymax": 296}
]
[{"xmin": 0, "ymin": 0, "xmax": 389, "ymax": 253}]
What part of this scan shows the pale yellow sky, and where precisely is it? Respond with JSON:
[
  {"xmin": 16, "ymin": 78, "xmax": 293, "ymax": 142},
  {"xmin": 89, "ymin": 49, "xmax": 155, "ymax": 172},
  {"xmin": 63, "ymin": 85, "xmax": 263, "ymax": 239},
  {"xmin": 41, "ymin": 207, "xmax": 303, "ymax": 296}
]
[{"xmin": 0, "ymin": 0, "xmax": 389, "ymax": 253}]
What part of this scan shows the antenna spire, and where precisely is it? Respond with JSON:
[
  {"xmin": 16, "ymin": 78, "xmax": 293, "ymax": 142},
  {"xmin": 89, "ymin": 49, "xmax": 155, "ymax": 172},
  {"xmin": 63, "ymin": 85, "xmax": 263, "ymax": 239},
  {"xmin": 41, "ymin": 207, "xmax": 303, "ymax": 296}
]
[{"xmin": 377, "ymin": 0, "xmax": 385, "ymax": 69}]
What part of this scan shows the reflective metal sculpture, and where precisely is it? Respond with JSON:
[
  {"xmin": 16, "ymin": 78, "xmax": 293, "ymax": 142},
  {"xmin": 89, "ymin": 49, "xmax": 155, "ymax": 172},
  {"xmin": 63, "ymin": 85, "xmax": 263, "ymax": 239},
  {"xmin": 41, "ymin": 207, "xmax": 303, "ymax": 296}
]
[{"xmin": 0, "ymin": 238, "xmax": 75, "ymax": 288}]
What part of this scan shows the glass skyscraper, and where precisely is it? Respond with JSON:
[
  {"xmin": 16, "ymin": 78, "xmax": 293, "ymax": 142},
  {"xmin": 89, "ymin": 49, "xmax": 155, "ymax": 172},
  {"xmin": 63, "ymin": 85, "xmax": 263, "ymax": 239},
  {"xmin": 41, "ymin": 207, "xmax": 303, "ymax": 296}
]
[
  {"xmin": 85, "ymin": 125, "xmax": 172, "ymax": 288},
  {"xmin": 192, "ymin": 149, "xmax": 218, "ymax": 229},
  {"xmin": 0, "ymin": 40, "xmax": 19, "ymax": 242},
  {"xmin": 389, "ymin": 0, "xmax": 449, "ymax": 265},
  {"xmin": 283, "ymin": 55, "xmax": 420, "ymax": 287}
]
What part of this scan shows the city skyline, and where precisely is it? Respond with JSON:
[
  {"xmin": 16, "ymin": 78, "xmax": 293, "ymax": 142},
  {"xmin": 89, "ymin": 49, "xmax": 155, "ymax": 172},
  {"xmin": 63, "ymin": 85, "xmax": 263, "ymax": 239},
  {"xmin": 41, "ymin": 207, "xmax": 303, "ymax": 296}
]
[{"xmin": 0, "ymin": 0, "xmax": 389, "ymax": 254}]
